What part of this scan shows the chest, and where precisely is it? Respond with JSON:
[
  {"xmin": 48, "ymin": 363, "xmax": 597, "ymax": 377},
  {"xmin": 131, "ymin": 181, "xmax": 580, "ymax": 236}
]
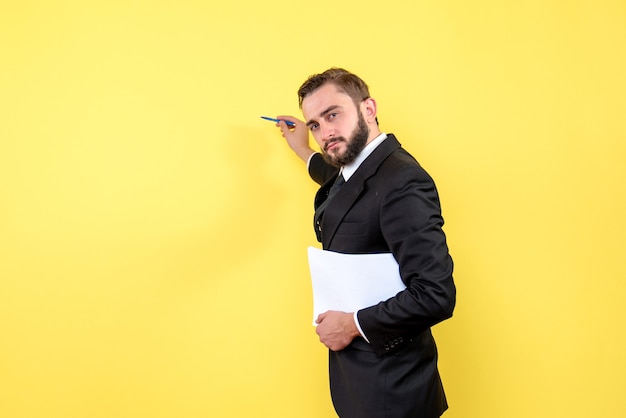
[{"xmin": 322, "ymin": 179, "xmax": 391, "ymax": 254}]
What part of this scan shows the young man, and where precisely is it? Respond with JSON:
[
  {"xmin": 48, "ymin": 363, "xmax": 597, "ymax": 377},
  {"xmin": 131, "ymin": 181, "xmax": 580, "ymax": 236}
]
[{"xmin": 276, "ymin": 68, "xmax": 456, "ymax": 418}]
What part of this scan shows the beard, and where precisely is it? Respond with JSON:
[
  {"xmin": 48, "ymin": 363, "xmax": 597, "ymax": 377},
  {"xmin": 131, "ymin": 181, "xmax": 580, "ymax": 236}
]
[{"xmin": 322, "ymin": 112, "xmax": 370, "ymax": 167}]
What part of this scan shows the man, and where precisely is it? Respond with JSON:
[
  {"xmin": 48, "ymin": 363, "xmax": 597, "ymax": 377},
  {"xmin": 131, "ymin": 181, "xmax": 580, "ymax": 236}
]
[{"xmin": 275, "ymin": 68, "xmax": 456, "ymax": 418}]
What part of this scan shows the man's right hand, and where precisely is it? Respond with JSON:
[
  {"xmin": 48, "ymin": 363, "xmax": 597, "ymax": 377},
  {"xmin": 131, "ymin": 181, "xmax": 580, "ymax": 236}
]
[{"xmin": 275, "ymin": 115, "xmax": 316, "ymax": 163}]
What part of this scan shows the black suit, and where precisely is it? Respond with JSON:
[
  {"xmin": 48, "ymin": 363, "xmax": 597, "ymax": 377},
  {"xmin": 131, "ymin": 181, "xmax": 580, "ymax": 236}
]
[{"xmin": 309, "ymin": 134, "xmax": 456, "ymax": 418}]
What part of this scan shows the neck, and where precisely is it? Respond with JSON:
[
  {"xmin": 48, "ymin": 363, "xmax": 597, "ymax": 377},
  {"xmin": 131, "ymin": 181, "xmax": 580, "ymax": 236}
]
[{"xmin": 366, "ymin": 126, "xmax": 383, "ymax": 145}]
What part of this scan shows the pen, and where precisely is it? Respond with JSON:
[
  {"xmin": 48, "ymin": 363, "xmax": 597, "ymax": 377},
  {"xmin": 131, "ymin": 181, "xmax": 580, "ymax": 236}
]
[{"xmin": 260, "ymin": 116, "xmax": 296, "ymax": 127}]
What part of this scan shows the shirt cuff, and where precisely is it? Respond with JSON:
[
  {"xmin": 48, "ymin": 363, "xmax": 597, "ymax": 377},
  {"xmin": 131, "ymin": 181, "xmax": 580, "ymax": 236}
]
[{"xmin": 353, "ymin": 311, "xmax": 370, "ymax": 343}]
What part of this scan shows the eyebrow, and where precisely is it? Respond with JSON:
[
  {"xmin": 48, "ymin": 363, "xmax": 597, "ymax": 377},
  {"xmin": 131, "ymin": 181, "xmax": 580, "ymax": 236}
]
[{"xmin": 305, "ymin": 105, "xmax": 342, "ymax": 127}]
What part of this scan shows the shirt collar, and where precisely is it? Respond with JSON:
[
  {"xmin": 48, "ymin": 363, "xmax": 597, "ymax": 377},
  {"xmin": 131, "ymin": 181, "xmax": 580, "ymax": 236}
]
[{"xmin": 341, "ymin": 132, "xmax": 388, "ymax": 181}]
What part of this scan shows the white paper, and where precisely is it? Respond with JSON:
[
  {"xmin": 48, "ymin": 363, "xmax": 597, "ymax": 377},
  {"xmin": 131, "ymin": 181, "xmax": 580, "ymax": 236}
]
[{"xmin": 307, "ymin": 246, "xmax": 406, "ymax": 325}]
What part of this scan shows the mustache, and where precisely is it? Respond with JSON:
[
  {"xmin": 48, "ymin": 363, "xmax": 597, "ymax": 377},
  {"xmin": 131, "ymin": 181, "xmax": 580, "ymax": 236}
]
[{"xmin": 324, "ymin": 137, "xmax": 346, "ymax": 152}]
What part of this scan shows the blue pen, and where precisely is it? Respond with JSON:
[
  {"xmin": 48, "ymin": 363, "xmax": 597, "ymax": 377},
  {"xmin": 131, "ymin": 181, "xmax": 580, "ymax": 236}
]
[{"xmin": 261, "ymin": 116, "xmax": 296, "ymax": 127}]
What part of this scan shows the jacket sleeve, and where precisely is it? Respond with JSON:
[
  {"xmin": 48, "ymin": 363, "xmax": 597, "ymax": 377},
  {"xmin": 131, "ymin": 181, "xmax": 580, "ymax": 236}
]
[
  {"xmin": 356, "ymin": 163, "xmax": 456, "ymax": 356},
  {"xmin": 308, "ymin": 153, "xmax": 339, "ymax": 186}
]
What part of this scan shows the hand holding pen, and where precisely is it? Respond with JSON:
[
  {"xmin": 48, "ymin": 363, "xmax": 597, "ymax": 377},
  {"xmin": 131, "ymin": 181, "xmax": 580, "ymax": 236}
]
[{"xmin": 262, "ymin": 115, "xmax": 314, "ymax": 162}]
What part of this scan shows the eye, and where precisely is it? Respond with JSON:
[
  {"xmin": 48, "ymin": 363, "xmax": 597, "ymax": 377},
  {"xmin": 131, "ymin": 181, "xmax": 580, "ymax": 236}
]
[
  {"xmin": 310, "ymin": 123, "xmax": 319, "ymax": 131},
  {"xmin": 328, "ymin": 112, "xmax": 338, "ymax": 120}
]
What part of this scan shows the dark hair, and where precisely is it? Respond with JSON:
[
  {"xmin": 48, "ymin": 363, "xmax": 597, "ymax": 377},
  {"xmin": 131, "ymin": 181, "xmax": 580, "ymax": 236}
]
[{"xmin": 297, "ymin": 67, "xmax": 371, "ymax": 108}]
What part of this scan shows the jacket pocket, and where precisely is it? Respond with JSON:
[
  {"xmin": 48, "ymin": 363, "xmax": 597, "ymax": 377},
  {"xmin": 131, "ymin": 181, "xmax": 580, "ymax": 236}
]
[{"xmin": 335, "ymin": 221, "xmax": 367, "ymax": 236}]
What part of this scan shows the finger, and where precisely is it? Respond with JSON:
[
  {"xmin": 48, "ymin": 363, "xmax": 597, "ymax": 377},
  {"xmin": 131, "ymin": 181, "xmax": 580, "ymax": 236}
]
[{"xmin": 276, "ymin": 115, "xmax": 301, "ymax": 127}]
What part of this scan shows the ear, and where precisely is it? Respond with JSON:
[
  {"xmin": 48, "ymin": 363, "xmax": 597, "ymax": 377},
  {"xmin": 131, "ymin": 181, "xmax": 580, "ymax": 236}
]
[{"xmin": 361, "ymin": 97, "xmax": 378, "ymax": 124}]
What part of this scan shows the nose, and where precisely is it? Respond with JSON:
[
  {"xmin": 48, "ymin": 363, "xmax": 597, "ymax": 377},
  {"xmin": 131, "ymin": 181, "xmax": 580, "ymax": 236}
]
[{"xmin": 321, "ymin": 124, "xmax": 335, "ymax": 143}]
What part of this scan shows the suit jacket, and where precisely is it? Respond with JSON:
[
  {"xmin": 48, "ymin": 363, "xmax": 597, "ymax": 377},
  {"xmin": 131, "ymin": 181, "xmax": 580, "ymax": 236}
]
[{"xmin": 309, "ymin": 134, "xmax": 455, "ymax": 418}]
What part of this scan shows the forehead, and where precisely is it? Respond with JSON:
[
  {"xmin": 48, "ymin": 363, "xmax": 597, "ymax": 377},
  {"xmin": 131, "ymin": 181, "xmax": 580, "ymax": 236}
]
[{"xmin": 301, "ymin": 83, "xmax": 354, "ymax": 119}]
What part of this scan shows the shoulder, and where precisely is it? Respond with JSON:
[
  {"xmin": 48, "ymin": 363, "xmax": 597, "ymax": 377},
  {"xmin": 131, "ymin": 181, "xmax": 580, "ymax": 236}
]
[
  {"xmin": 308, "ymin": 153, "xmax": 339, "ymax": 185},
  {"xmin": 379, "ymin": 147, "xmax": 433, "ymax": 184}
]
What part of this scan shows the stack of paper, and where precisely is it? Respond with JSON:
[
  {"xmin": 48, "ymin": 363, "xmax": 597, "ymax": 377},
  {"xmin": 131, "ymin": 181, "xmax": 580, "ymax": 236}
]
[{"xmin": 307, "ymin": 247, "xmax": 406, "ymax": 325}]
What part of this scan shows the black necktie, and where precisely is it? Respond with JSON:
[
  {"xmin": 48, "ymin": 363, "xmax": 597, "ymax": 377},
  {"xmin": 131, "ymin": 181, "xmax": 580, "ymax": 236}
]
[{"xmin": 314, "ymin": 174, "xmax": 345, "ymax": 241}]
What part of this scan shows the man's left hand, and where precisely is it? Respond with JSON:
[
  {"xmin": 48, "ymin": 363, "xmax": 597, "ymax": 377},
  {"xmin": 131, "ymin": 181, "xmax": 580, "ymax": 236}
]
[{"xmin": 315, "ymin": 311, "xmax": 360, "ymax": 351}]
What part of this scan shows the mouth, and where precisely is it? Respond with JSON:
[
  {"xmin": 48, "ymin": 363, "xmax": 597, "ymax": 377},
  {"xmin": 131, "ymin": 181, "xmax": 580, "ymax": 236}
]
[{"xmin": 325, "ymin": 139, "xmax": 343, "ymax": 152}]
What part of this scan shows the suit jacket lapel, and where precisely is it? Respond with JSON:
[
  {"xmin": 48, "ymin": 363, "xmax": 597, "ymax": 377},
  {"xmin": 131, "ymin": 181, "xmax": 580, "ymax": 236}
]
[{"xmin": 322, "ymin": 134, "xmax": 402, "ymax": 248}]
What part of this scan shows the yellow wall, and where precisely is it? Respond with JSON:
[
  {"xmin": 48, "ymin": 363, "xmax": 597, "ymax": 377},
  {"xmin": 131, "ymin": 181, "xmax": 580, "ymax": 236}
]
[{"xmin": 1, "ymin": 1, "xmax": 625, "ymax": 417}]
